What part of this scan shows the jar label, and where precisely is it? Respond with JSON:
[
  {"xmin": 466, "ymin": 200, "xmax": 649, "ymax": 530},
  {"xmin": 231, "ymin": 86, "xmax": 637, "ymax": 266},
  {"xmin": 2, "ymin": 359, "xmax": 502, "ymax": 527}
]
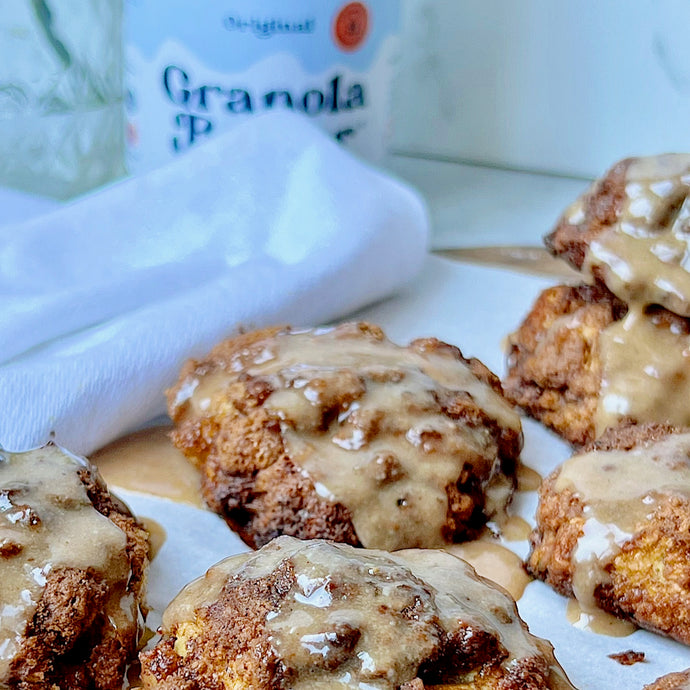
[{"xmin": 125, "ymin": 0, "xmax": 400, "ymax": 172}]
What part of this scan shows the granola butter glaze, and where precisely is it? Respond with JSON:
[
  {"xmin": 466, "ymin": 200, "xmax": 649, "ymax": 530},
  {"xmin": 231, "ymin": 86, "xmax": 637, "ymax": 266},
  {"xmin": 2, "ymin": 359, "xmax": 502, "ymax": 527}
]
[
  {"xmin": 581, "ymin": 154, "xmax": 690, "ymax": 317},
  {"xmin": 573, "ymin": 154, "xmax": 690, "ymax": 433},
  {"xmin": 0, "ymin": 445, "xmax": 134, "ymax": 681},
  {"xmin": 173, "ymin": 324, "xmax": 522, "ymax": 550},
  {"xmin": 92, "ymin": 425, "xmax": 204, "ymax": 508},
  {"xmin": 160, "ymin": 536, "xmax": 573, "ymax": 689},
  {"xmin": 445, "ymin": 540, "xmax": 531, "ymax": 601},
  {"xmin": 596, "ymin": 305, "xmax": 690, "ymax": 434},
  {"xmin": 554, "ymin": 433, "xmax": 690, "ymax": 623}
]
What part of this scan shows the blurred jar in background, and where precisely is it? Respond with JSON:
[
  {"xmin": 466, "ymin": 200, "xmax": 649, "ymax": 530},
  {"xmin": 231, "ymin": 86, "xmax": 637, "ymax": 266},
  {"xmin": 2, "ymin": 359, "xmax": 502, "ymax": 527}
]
[
  {"xmin": 126, "ymin": 0, "xmax": 400, "ymax": 173},
  {"xmin": 0, "ymin": 0, "xmax": 126, "ymax": 200}
]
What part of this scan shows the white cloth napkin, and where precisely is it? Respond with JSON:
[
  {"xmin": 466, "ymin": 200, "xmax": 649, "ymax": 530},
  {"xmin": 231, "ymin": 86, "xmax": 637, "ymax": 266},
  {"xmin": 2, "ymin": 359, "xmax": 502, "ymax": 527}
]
[{"xmin": 0, "ymin": 112, "xmax": 428, "ymax": 455}]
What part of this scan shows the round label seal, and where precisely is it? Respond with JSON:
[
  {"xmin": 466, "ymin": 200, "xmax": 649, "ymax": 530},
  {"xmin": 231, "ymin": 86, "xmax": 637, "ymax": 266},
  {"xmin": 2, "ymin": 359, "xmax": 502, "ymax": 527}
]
[{"xmin": 333, "ymin": 2, "xmax": 369, "ymax": 52}]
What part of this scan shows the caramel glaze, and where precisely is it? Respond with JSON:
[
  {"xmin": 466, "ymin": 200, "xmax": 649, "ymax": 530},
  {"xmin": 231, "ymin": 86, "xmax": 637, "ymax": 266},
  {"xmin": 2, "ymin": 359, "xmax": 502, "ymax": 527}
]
[
  {"xmin": 161, "ymin": 536, "xmax": 573, "ymax": 689},
  {"xmin": 92, "ymin": 420, "xmax": 532, "ymax": 600},
  {"xmin": 139, "ymin": 517, "xmax": 167, "ymax": 561},
  {"xmin": 0, "ymin": 445, "xmax": 136, "ymax": 682}
]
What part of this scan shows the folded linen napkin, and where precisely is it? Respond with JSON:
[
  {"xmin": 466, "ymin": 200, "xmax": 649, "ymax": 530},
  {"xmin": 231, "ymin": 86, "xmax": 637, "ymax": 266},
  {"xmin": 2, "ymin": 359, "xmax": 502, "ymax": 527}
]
[{"xmin": 0, "ymin": 111, "xmax": 428, "ymax": 455}]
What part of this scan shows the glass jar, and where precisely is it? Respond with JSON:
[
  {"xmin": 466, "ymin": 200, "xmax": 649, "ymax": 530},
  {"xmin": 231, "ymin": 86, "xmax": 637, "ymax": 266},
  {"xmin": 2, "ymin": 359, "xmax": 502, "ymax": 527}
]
[{"xmin": 0, "ymin": 0, "xmax": 126, "ymax": 200}]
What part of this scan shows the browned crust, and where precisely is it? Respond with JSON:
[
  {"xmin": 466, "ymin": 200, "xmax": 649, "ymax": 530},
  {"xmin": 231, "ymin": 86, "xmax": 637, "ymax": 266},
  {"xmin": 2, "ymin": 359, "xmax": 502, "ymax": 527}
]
[
  {"xmin": 423, "ymin": 654, "xmax": 555, "ymax": 690},
  {"xmin": 172, "ymin": 381, "xmax": 361, "ymax": 549},
  {"xmin": 140, "ymin": 560, "xmax": 556, "ymax": 690},
  {"xmin": 544, "ymin": 158, "xmax": 632, "ymax": 271},
  {"xmin": 584, "ymin": 422, "xmax": 680, "ymax": 453},
  {"xmin": 6, "ymin": 464, "xmax": 149, "ymax": 690},
  {"xmin": 503, "ymin": 283, "xmax": 626, "ymax": 446},
  {"xmin": 79, "ymin": 468, "xmax": 150, "ymax": 602},
  {"xmin": 168, "ymin": 323, "xmax": 521, "ymax": 549},
  {"xmin": 221, "ymin": 454, "xmax": 361, "ymax": 548},
  {"xmin": 503, "ymin": 282, "xmax": 690, "ymax": 447},
  {"xmin": 644, "ymin": 669, "xmax": 690, "ymax": 690},
  {"xmin": 526, "ymin": 470, "xmax": 584, "ymax": 599},
  {"xmin": 141, "ymin": 560, "xmax": 294, "ymax": 690},
  {"xmin": 527, "ymin": 424, "xmax": 690, "ymax": 645}
]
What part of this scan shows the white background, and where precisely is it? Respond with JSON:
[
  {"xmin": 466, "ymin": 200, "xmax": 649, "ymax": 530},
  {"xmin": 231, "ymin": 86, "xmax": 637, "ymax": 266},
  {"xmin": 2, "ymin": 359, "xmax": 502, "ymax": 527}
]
[{"xmin": 392, "ymin": 0, "xmax": 690, "ymax": 178}]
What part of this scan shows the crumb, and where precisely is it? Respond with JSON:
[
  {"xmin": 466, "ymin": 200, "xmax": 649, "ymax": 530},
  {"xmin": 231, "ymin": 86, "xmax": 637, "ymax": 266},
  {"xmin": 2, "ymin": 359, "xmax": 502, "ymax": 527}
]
[{"xmin": 608, "ymin": 650, "xmax": 645, "ymax": 666}]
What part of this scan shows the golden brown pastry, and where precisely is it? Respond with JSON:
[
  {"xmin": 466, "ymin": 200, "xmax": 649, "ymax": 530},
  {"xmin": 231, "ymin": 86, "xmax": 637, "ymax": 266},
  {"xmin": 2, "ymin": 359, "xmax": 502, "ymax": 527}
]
[
  {"xmin": 643, "ymin": 669, "xmax": 690, "ymax": 690},
  {"xmin": 503, "ymin": 283, "xmax": 626, "ymax": 446},
  {"xmin": 140, "ymin": 536, "xmax": 574, "ymax": 689},
  {"xmin": 505, "ymin": 154, "xmax": 690, "ymax": 445},
  {"xmin": 527, "ymin": 424, "xmax": 690, "ymax": 645},
  {"xmin": 0, "ymin": 444, "xmax": 149, "ymax": 690},
  {"xmin": 167, "ymin": 322, "xmax": 522, "ymax": 550}
]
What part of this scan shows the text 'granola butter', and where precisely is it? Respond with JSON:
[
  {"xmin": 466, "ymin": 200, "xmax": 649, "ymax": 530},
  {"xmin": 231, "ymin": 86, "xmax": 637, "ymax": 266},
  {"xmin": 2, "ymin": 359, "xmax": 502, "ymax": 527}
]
[
  {"xmin": 170, "ymin": 323, "xmax": 522, "ymax": 550},
  {"xmin": 126, "ymin": 0, "xmax": 401, "ymax": 170}
]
